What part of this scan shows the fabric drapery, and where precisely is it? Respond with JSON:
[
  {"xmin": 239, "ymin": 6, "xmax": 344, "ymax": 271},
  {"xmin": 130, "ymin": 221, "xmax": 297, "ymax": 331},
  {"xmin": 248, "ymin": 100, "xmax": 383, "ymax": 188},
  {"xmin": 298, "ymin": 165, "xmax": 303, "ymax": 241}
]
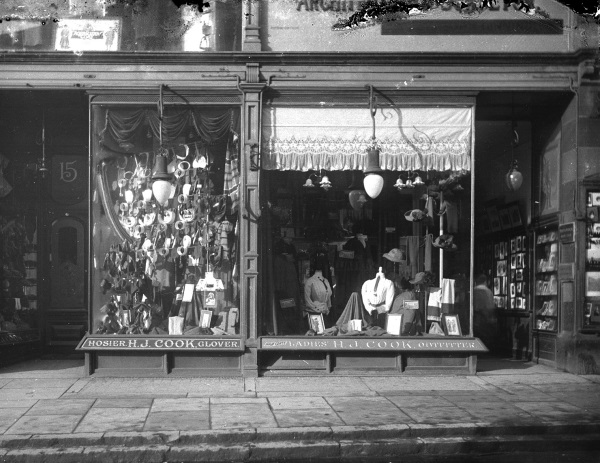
[
  {"xmin": 100, "ymin": 108, "xmax": 236, "ymax": 147},
  {"xmin": 263, "ymin": 107, "xmax": 472, "ymax": 172},
  {"xmin": 223, "ymin": 136, "xmax": 240, "ymax": 215}
]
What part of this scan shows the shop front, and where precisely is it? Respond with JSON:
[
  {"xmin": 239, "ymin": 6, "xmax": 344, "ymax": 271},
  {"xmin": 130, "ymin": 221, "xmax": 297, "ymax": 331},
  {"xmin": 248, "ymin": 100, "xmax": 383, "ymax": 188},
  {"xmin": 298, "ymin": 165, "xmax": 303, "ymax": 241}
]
[{"xmin": 0, "ymin": 0, "xmax": 598, "ymax": 376}]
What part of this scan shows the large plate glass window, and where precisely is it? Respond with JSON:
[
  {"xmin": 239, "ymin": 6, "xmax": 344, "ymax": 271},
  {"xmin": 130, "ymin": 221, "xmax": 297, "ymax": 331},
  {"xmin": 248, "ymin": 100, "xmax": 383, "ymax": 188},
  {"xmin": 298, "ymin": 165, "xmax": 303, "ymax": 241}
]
[
  {"xmin": 90, "ymin": 100, "xmax": 241, "ymax": 337},
  {"xmin": 260, "ymin": 104, "xmax": 474, "ymax": 339}
]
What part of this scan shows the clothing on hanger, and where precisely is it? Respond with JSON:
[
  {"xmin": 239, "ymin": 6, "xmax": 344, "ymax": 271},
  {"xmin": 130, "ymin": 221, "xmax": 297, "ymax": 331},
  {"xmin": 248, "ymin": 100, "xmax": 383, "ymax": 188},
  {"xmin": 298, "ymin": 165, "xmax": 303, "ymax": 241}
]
[{"xmin": 441, "ymin": 278, "xmax": 456, "ymax": 313}]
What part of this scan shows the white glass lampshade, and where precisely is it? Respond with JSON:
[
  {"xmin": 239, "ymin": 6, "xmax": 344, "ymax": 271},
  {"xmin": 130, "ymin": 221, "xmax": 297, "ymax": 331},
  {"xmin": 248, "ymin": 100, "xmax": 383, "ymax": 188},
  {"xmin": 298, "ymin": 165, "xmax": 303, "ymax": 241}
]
[
  {"xmin": 142, "ymin": 188, "xmax": 153, "ymax": 202},
  {"xmin": 152, "ymin": 180, "xmax": 172, "ymax": 206},
  {"xmin": 364, "ymin": 173, "xmax": 384, "ymax": 199},
  {"xmin": 124, "ymin": 190, "xmax": 134, "ymax": 204}
]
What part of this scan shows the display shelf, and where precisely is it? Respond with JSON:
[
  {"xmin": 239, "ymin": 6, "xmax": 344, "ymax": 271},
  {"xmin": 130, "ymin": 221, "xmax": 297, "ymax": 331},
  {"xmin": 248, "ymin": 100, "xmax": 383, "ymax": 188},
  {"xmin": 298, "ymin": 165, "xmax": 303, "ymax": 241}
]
[
  {"xmin": 533, "ymin": 227, "xmax": 558, "ymax": 333},
  {"xmin": 584, "ymin": 190, "xmax": 600, "ymax": 330}
]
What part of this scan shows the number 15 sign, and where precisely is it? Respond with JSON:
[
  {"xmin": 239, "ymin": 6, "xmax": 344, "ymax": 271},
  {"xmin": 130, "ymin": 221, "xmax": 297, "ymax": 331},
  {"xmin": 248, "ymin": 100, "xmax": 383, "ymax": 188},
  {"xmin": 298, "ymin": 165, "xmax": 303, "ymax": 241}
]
[{"xmin": 51, "ymin": 155, "xmax": 87, "ymax": 204}]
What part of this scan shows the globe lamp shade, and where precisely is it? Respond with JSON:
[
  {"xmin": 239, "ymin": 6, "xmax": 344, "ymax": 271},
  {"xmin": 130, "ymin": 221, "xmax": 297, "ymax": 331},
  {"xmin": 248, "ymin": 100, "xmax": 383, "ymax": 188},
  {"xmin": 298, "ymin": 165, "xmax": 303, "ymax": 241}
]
[
  {"xmin": 505, "ymin": 162, "xmax": 523, "ymax": 191},
  {"xmin": 364, "ymin": 147, "xmax": 384, "ymax": 198},
  {"xmin": 152, "ymin": 155, "xmax": 173, "ymax": 205},
  {"xmin": 349, "ymin": 189, "xmax": 368, "ymax": 211},
  {"xmin": 364, "ymin": 174, "xmax": 384, "ymax": 199}
]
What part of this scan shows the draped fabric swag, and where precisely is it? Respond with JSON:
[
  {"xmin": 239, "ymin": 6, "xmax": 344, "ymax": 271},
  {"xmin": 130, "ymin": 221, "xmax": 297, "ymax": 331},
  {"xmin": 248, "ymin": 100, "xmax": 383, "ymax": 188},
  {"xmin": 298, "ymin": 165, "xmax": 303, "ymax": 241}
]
[
  {"xmin": 100, "ymin": 108, "xmax": 236, "ymax": 150},
  {"xmin": 262, "ymin": 107, "xmax": 472, "ymax": 172}
]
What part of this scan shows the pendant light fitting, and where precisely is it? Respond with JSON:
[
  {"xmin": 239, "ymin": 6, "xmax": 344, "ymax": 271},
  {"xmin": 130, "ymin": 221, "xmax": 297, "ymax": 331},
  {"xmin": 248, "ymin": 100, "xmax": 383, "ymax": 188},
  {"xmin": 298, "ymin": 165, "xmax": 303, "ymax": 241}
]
[{"xmin": 364, "ymin": 84, "xmax": 384, "ymax": 199}]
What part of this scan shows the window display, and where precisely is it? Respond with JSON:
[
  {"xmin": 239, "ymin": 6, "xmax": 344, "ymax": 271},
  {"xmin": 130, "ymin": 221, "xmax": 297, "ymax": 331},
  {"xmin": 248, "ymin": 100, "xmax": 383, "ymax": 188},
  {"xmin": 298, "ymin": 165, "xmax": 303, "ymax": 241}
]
[
  {"xmin": 90, "ymin": 103, "xmax": 241, "ymax": 337},
  {"xmin": 262, "ymin": 169, "xmax": 472, "ymax": 339}
]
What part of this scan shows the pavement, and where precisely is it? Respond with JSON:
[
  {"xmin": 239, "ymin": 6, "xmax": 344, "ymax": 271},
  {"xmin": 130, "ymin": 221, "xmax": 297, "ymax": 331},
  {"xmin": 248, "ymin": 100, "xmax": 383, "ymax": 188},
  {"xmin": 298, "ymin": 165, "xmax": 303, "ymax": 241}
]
[{"xmin": 0, "ymin": 356, "xmax": 599, "ymax": 462}]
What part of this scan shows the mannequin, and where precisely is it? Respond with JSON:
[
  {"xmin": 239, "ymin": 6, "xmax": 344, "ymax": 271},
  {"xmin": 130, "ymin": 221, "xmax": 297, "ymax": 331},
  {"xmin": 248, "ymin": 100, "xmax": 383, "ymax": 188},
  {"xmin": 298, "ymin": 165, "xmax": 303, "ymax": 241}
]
[
  {"xmin": 304, "ymin": 261, "xmax": 332, "ymax": 321},
  {"xmin": 361, "ymin": 266, "xmax": 394, "ymax": 327}
]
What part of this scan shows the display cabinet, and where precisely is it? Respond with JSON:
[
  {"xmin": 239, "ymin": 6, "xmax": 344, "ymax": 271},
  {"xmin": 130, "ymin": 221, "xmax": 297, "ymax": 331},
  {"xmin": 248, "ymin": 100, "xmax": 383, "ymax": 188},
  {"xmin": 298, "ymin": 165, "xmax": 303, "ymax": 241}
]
[
  {"xmin": 533, "ymin": 225, "xmax": 559, "ymax": 333},
  {"xmin": 584, "ymin": 189, "xmax": 600, "ymax": 332}
]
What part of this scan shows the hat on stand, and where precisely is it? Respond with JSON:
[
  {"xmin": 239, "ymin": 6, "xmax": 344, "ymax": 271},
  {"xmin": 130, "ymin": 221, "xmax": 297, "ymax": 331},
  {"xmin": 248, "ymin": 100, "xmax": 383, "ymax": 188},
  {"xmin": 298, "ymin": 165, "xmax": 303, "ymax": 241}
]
[
  {"xmin": 433, "ymin": 234, "xmax": 457, "ymax": 251},
  {"xmin": 382, "ymin": 248, "xmax": 406, "ymax": 263},
  {"xmin": 404, "ymin": 209, "xmax": 429, "ymax": 222}
]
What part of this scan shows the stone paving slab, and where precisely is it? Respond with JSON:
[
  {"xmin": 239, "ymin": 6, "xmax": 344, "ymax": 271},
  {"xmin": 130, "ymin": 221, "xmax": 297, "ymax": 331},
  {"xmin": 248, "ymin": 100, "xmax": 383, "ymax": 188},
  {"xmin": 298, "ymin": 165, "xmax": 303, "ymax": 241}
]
[
  {"xmin": 514, "ymin": 401, "xmax": 600, "ymax": 423},
  {"xmin": 272, "ymin": 408, "xmax": 344, "ymax": 427},
  {"xmin": 144, "ymin": 411, "xmax": 210, "ymax": 432},
  {"xmin": 210, "ymin": 403, "xmax": 278, "ymax": 429},
  {"xmin": 210, "ymin": 397, "xmax": 267, "ymax": 404},
  {"xmin": 2, "ymin": 378, "xmax": 79, "ymax": 389},
  {"xmin": 26, "ymin": 399, "xmax": 95, "ymax": 415},
  {"xmin": 480, "ymin": 373, "xmax": 591, "ymax": 386},
  {"xmin": 401, "ymin": 406, "xmax": 481, "ymax": 424},
  {"xmin": 93, "ymin": 398, "xmax": 152, "ymax": 408},
  {"xmin": 361, "ymin": 376, "xmax": 484, "ymax": 391},
  {"xmin": 253, "ymin": 376, "xmax": 371, "ymax": 392},
  {"xmin": 74, "ymin": 407, "xmax": 149, "ymax": 433},
  {"xmin": 325, "ymin": 396, "xmax": 413, "ymax": 426},
  {"xmin": 0, "ymin": 399, "xmax": 36, "ymax": 409},
  {"xmin": 0, "ymin": 387, "xmax": 71, "ymax": 400},
  {"xmin": 268, "ymin": 396, "xmax": 330, "ymax": 409},
  {"xmin": 151, "ymin": 398, "xmax": 209, "ymax": 411},
  {"xmin": 6, "ymin": 414, "xmax": 81, "ymax": 435}
]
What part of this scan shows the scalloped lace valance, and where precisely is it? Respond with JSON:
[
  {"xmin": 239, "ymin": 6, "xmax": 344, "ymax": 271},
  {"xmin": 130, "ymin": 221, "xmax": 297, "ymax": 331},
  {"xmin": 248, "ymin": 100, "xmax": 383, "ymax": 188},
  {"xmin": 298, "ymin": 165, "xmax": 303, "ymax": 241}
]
[{"xmin": 262, "ymin": 107, "xmax": 472, "ymax": 172}]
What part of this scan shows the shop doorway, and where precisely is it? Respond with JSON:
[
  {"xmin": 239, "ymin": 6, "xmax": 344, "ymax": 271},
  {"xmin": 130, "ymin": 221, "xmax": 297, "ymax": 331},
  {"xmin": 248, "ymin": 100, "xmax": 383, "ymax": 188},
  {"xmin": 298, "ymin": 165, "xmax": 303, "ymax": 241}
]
[
  {"xmin": 0, "ymin": 90, "xmax": 89, "ymax": 363},
  {"xmin": 474, "ymin": 91, "xmax": 572, "ymax": 362}
]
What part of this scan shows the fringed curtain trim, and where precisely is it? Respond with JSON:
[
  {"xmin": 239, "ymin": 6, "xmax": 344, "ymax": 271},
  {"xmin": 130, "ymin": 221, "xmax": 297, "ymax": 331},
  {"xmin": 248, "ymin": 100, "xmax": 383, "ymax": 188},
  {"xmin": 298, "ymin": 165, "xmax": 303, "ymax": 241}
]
[{"xmin": 262, "ymin": 107, "xmax": 472, "ymax": 172}]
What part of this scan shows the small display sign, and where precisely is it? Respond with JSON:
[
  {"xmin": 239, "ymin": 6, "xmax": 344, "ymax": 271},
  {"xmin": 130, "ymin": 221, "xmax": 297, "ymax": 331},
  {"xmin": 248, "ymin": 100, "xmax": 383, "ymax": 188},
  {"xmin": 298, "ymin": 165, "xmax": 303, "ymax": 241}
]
[{"xmin": 559, "ymin": 222, "xmax": 575, "ymax": 244}]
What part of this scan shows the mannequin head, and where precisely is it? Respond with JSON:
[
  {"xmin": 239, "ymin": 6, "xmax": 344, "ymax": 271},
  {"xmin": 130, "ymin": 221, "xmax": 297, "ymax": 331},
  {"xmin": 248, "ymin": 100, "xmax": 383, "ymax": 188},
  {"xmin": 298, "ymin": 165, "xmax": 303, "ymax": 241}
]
[{"xmin": 312, "ymin": 254, "xmax": 328, "ymax": 276}]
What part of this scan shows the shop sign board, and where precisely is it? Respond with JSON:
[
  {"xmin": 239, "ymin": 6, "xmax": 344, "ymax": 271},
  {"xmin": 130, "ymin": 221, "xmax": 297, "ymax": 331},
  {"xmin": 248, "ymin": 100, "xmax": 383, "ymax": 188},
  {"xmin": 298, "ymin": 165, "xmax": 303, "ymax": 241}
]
[
  {"xmin": 77, "ymin": 336, "xmax": 243, "ymax": 351},
  {"xmin": 261, "ymin": 337, "xmax": 488, "ymax": 352}
]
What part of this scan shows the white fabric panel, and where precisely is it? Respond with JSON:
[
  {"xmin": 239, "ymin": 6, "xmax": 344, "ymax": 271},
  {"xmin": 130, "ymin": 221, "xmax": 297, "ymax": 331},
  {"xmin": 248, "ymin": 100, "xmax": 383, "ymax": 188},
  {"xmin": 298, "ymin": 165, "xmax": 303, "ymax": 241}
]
[{"xmin": 262, "ymin": 106, "xmax": 472, "ymax": 172}]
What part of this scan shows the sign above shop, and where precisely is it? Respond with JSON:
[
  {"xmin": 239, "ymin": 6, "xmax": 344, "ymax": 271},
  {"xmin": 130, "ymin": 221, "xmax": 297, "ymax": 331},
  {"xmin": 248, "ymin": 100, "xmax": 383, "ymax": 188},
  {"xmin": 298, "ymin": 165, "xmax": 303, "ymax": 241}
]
[
  {"xmin": 77, "ymin": 336, "xmax": 243, "ymax": 351},
  {"xmin": 261, "ymin": 337, "xmax": 488, "ymax": 352}
]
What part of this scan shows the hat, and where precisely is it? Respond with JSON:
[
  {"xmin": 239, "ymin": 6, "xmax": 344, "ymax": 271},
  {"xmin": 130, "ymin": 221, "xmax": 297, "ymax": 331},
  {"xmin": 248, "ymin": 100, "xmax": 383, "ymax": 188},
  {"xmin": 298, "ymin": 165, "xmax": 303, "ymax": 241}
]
[
  {"xmin": 409, "ymin": 272, "xmax": 427, "ymax": 284},
  {"xmin": 404, "ymin": 209, "xmax": 428, "ymax": 222},
  {"xmin": 433, "ymin": 234, "xmax": 457, "ymax": 251},
  {"xmin": 383, "ymin": 248, "xmax": 406, "ymax": 263}
]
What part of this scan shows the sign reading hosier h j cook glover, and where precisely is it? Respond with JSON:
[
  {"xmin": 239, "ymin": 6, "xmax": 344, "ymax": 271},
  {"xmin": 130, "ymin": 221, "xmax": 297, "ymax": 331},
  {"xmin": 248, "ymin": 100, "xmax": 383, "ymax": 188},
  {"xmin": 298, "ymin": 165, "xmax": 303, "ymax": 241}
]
[{"xmin": 78, "ymin": 336, "xmax": 243, "ymax": 351}]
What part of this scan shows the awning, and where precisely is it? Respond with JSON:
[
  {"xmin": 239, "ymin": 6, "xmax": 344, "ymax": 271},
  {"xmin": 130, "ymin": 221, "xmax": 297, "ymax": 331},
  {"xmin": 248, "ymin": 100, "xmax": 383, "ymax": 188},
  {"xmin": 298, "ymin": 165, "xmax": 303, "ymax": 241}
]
[{"xmin": 262, "ymin": 106, "xmax": 472, "ymax": 172}]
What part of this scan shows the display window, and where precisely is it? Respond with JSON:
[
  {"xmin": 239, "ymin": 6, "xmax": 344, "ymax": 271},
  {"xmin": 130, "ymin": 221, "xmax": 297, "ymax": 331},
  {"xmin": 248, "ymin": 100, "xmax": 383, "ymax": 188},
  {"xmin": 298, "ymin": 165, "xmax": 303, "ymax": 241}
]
[
  {"xmin": 90, "ymin": 102, "xmax": 241, "ymax": 338},
  {"xmin": 0, "ymin": 1, "xmax": 241, "ymax": 53},
  {"xmin": 260, "ymin": 103, "xmax": 474, "ymax": 339}
]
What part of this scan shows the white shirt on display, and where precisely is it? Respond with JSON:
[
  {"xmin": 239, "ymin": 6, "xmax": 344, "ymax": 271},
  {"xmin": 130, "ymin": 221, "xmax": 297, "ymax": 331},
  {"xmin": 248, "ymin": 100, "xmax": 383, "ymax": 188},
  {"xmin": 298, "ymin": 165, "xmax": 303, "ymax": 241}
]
[{"xmin": 361, "ymin": 270, "xmax": 394, "ymax": 315}]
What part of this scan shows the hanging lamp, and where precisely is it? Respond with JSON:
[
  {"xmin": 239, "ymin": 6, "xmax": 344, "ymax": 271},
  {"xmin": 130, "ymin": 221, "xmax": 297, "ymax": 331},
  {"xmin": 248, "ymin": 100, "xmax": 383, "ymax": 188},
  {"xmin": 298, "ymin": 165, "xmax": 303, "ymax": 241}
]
[
  {"xmin": 364, "ymin": 84, "xmax": 384, "ymax": 199},
  {"xmin": 152, "ymin": 84, "xmax": 173, "ymax": 206},
  {"xmin": 346, "ymin": 172, "xmax": 368, "ymax": 211},
  {"xmin": 505, "ymin": 96, "xmax": 523, "ymax": 192}
]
